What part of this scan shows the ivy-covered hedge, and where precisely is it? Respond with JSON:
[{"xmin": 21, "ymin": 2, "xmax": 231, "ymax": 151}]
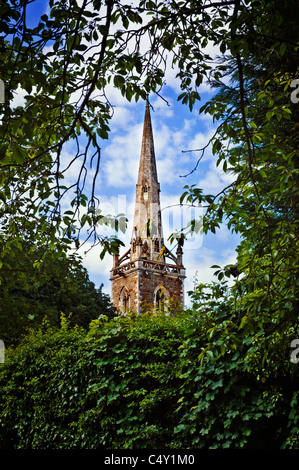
[{"xmin": 0, "ymin": 312, "xmax": 298, "ymax": 449}]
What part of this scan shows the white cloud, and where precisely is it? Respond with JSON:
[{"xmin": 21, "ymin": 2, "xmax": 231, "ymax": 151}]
[
  {"xmin": 183, "ymin": 241, "xmax": 238, "ymax": 304},
  {"xmin": 10, "ymin": 85, "xmax": 37, "ymax": 108},
  {"xmin": 103, "ymin": 122, "xmax": 142, "ymax": 188}
]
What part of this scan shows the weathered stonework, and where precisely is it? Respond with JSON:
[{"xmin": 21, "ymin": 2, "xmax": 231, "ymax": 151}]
[{"xmin": 110, "ymin": 101, "xmax": 186, "ymax": 314}]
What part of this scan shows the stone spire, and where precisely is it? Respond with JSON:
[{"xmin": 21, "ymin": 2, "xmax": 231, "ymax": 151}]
[
  {"xmin": 110, "ymin": 100, "xmax": 186, "ymax": 315},
  {"xmin": 131, "ymin": 100, "xmax": 163, "ymax": 261}
]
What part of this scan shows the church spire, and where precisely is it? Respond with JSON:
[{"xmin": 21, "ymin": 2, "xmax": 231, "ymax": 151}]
[
  {"xmin": 131, "ymin": 100, "xmax": 163, "ymax": 261},
  {"xmin": 110, "ymin": 99, "xmax": 186, "ymax": 315}
]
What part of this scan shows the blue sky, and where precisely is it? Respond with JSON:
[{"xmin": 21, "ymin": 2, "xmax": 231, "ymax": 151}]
[{"xmin": 22, "ymin": 1, "xmax": 240, "ymax": 306}]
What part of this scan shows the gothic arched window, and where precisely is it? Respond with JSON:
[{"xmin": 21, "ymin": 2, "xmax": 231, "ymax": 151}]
[
  {"xmin": 119, "ymin": 286, "xmax": 130, "ymax": 313},
  {"xmin": 154, "ymin": 286, "xmax": 169, "ymax": 312}
]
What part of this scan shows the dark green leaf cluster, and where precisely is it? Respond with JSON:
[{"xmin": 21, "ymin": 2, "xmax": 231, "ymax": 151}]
[
  {"xmin": 0, "ymin": 236, "xmax": 116, "ymax": 347},
  {"xmin": 172, "ymin": 0, "xmax": 299, "ymax": 384},
  {"xmin": 0, "ymin": 310, "xmax": 297, "ymax": 449}
]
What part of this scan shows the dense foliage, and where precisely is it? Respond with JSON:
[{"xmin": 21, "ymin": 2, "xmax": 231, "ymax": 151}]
[
  {"xmin": 0, "ymin": 311, "xmax": 297, "ymax": 449},
  {"xmin": 0, "ymin": 241, "xmax": 116, "ymax": 347},
  {"xmin": 177, "ymin": 0, "xmax": 299, "ymax": 397}
]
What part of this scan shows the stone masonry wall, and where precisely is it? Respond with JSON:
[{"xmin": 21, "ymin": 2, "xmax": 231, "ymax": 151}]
[
  {"xmin": 111, "ymin": 266, "xmax": 184, "ymax": 313},
  {"xmin": 111, "ymin": 271, "xmax": 139, "ymax": 313}
]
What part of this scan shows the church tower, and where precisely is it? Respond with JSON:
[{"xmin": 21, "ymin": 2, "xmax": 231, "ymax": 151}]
[{"xmin": 110, "ymin": 100, "xmax": 186, "ymax": 314}]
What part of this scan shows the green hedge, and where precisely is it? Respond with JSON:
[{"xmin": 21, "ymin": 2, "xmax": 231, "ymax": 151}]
[{"xmin": 0, "ymin": 312, "xmax": 298, "ymax": 449}]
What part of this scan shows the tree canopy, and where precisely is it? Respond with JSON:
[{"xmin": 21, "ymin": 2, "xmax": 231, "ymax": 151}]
[
  {"xmin": 0, "ymin": 236, "xmax": 116, "ymax": 347},
  {"xmin": 1, "ymin": 0, "xmax": 297, "ymax": 257}
]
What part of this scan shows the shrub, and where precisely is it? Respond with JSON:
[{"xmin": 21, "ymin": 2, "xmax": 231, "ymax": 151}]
[{"xmin": 0, "ymin": 311, "xmax": 298, "ymax": 449}]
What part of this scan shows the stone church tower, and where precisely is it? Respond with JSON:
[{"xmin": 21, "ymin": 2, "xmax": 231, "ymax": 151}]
[{"xmin": 110, "ymin": 100, "xmax": 186, "ymax": 313}]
